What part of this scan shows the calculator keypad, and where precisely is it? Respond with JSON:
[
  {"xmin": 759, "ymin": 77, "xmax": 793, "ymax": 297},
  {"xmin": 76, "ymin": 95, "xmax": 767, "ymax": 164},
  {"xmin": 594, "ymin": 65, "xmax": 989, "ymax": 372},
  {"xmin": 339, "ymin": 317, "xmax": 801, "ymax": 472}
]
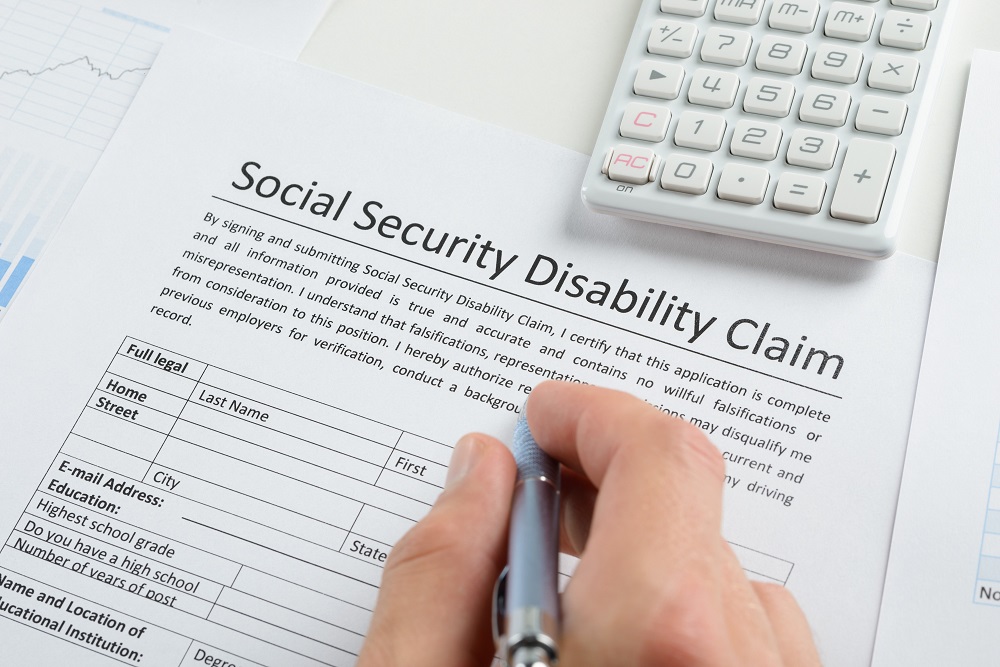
[{"xmin": 584, "ymin": 0, "xmax": 952, "ymax": 258}]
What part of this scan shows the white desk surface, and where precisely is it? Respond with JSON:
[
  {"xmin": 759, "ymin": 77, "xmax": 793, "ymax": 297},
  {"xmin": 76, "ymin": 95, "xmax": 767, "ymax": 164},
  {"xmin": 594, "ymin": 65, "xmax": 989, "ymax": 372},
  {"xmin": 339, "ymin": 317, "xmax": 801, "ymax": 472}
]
[{"xmin": 300, "ymin": 0, "xmax": 999, "ymax": 263}]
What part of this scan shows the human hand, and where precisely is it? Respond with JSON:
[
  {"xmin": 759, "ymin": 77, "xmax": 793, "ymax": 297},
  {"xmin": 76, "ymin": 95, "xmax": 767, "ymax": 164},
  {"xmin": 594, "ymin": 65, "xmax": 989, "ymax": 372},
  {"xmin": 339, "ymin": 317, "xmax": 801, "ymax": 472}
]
[{"xmin": 356, "ymin": 381, "xmax": 822, "ymax": 666}]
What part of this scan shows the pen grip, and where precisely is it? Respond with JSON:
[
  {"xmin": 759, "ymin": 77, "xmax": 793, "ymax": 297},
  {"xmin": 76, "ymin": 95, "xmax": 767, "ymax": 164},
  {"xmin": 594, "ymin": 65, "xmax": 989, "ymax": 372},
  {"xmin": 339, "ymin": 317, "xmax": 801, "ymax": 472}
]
[
  {"xmin": 504, "ymin": 412, "xmax": 561, "ymax": 662},
  {"xmin": 506, "ymin": 477, "xmax": 561, "ymax": 628},
  {"xmin": 513, "ymin": 413, "xmax": 559, "ymax": 483}
]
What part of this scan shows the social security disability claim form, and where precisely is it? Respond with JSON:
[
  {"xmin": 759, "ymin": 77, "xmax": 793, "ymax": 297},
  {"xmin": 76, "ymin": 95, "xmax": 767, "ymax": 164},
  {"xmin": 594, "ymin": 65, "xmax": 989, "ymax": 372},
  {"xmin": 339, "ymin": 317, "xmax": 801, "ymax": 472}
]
[{"xmin": 0, "ymin": 29, "xmax": 933, "ymax": 667}]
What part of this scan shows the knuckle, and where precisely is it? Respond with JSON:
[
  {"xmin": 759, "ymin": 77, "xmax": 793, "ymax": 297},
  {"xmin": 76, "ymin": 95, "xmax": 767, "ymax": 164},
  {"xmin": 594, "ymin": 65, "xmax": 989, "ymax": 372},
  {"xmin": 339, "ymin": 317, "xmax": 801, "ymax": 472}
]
[
  {"xmin": 753, "ymin": 581, "xmax": 796, "ymax": 609},
  {"xmin": 573, "ymin": 392, "xmax": 725, "ymax": 486},
  {"xmin": 384, "ymin": 514, "xmax": 464, "ymax": 574},
  {"xmin": 669, "ymin": 418, "xmax": 726, "ymax": 481},
  {"xmin": 638, "ymin": 575, "xmax": 729, "ymax": 666}
]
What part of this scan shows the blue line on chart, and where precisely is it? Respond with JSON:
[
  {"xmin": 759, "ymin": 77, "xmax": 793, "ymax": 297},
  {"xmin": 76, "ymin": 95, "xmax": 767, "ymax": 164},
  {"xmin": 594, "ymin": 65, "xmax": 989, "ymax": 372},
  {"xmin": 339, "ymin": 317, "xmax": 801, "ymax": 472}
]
[
  {"xmin": 0, "ymin": 259, "xmax": 10, "ymax": 284},
  {"xmin": 0, "ymin": 55, "xmax": 150, "ymax": 83},
  {"xmin": 101, "ymin": 8, "xmax": 170, "ymax": 33}
]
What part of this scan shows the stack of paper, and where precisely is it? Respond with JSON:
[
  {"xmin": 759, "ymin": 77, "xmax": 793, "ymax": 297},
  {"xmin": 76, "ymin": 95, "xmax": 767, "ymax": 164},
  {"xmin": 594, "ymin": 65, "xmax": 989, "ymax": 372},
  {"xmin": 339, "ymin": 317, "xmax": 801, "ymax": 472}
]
[{"xmin": 0, "ymin": 29, "xmax": 938, "ymax": 666}]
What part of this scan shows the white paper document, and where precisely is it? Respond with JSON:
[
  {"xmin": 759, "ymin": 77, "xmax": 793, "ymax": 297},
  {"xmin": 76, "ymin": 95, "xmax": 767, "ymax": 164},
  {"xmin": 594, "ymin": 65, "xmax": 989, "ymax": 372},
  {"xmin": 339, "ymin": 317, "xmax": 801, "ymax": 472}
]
[
  {"xmin": 0, "ymin": 0, "xmax": 331, "ymax": 319},
  {"xmin": 871, "ymin": 49, "xmax": 1000, "ymax": 666},
  {"xmin": 0, "ymin": 30, "xmax": 934, "ymax": 667}
]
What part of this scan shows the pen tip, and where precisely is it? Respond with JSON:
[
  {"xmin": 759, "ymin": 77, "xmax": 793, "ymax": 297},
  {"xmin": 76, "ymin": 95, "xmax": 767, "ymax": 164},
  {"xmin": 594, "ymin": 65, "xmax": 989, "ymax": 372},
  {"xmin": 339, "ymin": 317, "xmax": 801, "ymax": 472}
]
[{"xmin": 512, "ymin": 646, "xmax": 552, "ymax": 667}]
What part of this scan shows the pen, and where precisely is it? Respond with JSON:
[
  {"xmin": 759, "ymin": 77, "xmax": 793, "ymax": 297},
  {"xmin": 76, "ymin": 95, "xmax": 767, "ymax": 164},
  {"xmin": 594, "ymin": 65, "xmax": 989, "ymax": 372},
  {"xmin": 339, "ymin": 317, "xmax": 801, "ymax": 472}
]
[{"xmin": 498, "ymin": 410, "xmax": 562, "ymax": 666}]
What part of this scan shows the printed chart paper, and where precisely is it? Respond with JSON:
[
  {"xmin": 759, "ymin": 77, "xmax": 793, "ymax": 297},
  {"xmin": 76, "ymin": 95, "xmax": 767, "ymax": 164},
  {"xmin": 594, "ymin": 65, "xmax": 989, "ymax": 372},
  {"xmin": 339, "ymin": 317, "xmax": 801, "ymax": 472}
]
[
  {"xmin": 0, "ymin": 30, "xmax": 934, "ymax": 667},
  {"xmin": 871, "ymin": 49, "xmax": 1000, "ymax": 666},
  {"xmin": 0, "ymin": 0, "xmax": 331, "ymax": 318}
]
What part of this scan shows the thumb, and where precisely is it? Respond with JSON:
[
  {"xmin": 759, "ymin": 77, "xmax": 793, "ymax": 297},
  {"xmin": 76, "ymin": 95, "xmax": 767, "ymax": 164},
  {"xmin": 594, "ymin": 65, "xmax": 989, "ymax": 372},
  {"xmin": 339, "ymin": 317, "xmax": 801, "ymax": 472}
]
[{"xmin": 358, "ymin": 433, "xmax": 516, "ymax": 667}]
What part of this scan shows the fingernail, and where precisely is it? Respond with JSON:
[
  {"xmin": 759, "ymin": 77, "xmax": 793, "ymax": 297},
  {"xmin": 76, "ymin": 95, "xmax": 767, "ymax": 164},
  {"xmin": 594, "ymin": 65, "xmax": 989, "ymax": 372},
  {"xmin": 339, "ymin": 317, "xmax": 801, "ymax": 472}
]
[{"xmin": 445, "ymin": 434, "xmax": 484, "ymax": 489}]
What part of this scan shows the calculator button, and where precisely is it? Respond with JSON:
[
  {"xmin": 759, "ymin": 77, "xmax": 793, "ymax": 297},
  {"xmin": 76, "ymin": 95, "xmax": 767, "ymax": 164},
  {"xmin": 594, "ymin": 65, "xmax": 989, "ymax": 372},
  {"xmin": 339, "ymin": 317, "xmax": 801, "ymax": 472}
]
[
  {"xmin": 743, "ymin": 77, "xmax": 795, "ymax": 117},
  {"xmin": 855, "ymin": 96, "xmax": 908, "ymax": 136},
  {"xmin": 648, "ymin": 20, "xmax": 699, "ymax": 58},
  {"xmin": 811, "ymin": 44, "xmax": 863, "ymax": 83},
  {"xmin": 786, "ymin": 129, "xmax": 839, "ymax": 170},
  {"xmin": 620, "ymin": 102, "xmax": 672, "ymax": 142},
  {"xmin": 688, "ymin": 68, "xmax": 740, "ymax": 108},
  {"xmin": 824, "ymin": 3, "xmax": 876, "ymax": 42},
  {"xmin": 890, "ymin": 0, "xmax": 938, "ymax": 9},
  {"xmin": 718, "ymin": 163, "xmax": 770, "ymax": 204},
  {"xmin": 773, "ymin": 173, "xmax": 827, "ymax": 214},
  {"xmin": 714, "ymin": 0, "xmax": 766, "ymax": 25},
  {"xmin": 831, "ymin": 139, "xmax": 896, "ymax": 223},
  {"xmin": 730, "ymin": 120, "xmax": 783, "ymax": 160},
  {"xmin": 661, "ymin": 0, "xmax": 710, "ymax": 16},
  {"xmin": 799, "ymin": 86, "xmax": 851, "ymax": 126},
  {"xmin": 604, "ymin": 145, "xmax": 660, "ymax": 184},
  {"xmin": 755, "ymin": 35, "xmax": 807, "ymax": 75},
  {"xmin": 768, "ymin": 0, "xmax": 820, "ymax": 33},
  {"xmin": 879, "ymin": 11, "xmax": 931, "ymax": 50},
  {"xmin": 660, "ymin": 154, "xmax": 715, "ymax": 194},
  {"xmin": 867, "ymin": 53, "xmax": 920, "ymax": 93},
  {"xmin": 674, "ymin": 111, "xmax": 727, "ymax": 151},
  {"xmin": 701, "ymin": 27, "xmax": 753, "ymax": 66},
  {"xmin": 634, "ymin": 61, "xmax": 686, "ymax": 99}
]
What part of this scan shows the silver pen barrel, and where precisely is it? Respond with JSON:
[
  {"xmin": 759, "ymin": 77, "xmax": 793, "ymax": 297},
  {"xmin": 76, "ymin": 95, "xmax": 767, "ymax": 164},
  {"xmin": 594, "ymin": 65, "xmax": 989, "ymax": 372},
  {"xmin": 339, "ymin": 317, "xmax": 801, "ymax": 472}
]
[{"xmin": 504, "ymin": 413, "xmax": 561, "ymax": 666}]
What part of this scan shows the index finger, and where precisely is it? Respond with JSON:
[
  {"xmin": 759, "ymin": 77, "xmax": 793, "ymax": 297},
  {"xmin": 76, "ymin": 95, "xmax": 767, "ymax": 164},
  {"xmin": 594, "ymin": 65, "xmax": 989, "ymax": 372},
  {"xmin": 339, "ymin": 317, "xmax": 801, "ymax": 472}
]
[{"xmin": 524, "ymin": 380, "xmax": 726, "ymax": 540}]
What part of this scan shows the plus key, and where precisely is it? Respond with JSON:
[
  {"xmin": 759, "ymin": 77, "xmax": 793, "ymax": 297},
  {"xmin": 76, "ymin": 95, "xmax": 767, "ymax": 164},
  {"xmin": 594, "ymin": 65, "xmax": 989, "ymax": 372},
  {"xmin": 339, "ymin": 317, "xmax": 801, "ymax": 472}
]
[{"xmin": 831, "ymin": 139, "xmax": 897, "ymax": 223}]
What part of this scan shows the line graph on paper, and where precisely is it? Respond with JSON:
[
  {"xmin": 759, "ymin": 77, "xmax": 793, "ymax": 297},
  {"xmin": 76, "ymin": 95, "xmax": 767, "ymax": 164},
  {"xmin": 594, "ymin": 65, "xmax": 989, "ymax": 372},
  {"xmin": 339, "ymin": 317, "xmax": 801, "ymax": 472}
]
[{"xmin": 0, "ymin": 0, "xmax": 169, "ymax": 150}]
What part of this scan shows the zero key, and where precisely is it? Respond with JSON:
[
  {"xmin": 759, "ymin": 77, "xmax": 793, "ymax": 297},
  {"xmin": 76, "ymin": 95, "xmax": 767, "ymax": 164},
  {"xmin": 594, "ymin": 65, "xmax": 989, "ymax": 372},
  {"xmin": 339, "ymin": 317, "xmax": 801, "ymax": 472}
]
[{"xmin": 831, "ymin": 139, "xmax": 896, "ymax": 224}]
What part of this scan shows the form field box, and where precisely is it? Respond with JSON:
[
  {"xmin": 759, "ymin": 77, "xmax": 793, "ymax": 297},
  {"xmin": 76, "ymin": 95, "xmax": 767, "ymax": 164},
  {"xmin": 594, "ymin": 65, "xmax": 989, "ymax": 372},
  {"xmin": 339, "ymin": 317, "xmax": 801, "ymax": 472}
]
[
  {"xmin": 145, "ymin": 462, "xmax": 350, "ymax": 548},
  {"xmin": 108, "ymin": 355, "xmax": 199, "ymax": 398},
  {"xmin": 352, "ymin": 505, "xmax": 418, "ymax": 547},
  {"xmin": 98, "ymin": 371, "xmax": 188, "ymax": 414},
  {"xmin": 170, "ymin": 417, "xmax": 384, "ymax": 485},
  {"xmin": 180, "ymin": 400, "xmax": 393, "ymax": 467},
  {"xmin": 216, "ymin": 587, "xmax": 365, "ymax": 656},
  {"xmin": 376, "ymin": 469, "xmax": 440, "ymax": 506},
  {"xmin": 73, "ymin": 408, "xmax": 166, "ymax": 459},
  {"xmin": 384, "ymin": 451, "xmax": 447, "ymax": 488},
  {"xmin": 87, "ymin": 389, "xmax": 178, "ymax": 433},
  {"xmin": 200, "ymin": 366, "xmax": 402, "ymax": 445},
  {"xmin": 396, "ymin": 433, "xmax": 452, "ymax": 466},
  {"xmin": 179, "ymin": 643, "xmax": 266, "ymax": 667},
  {"xmin": 61, "ymin": 434, "xmax": 149, "ymax": 479},
  {"xmin": 209, "ymin": 603, "xmax": 358, "ymax": 667},
  {"xmin": 730, "ymin": 542, "xmax": 794, "ymax": 584},
  {"xmin": 980, "ymin": 533, "xmax": 1000, "ymax": 559},
  {"xmin": 234, "ymin": 567, "xmax": 372, "ymax": 636},
  {"xmin": 153, "ymin": 438, "xmax": 364, "ymax": 531}
]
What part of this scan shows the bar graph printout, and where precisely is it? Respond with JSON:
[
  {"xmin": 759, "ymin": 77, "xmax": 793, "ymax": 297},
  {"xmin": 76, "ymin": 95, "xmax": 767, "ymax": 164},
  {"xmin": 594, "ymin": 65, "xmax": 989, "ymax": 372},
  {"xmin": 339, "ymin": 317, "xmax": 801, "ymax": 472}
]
[
  {"xmin": 0, "ymin": 30, "xmax": 938, "ymax": 666},
  {"xmin": 0, "ymin": 0, "xmax": 331, "ymax": 319}
]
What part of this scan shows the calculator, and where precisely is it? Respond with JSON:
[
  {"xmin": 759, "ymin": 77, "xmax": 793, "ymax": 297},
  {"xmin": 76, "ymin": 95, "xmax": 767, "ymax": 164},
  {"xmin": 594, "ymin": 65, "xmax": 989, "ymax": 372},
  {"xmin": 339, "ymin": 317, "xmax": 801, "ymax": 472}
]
[{"xmin": 580, "ymin": 0, "xmax": 956, "ymax": 259}]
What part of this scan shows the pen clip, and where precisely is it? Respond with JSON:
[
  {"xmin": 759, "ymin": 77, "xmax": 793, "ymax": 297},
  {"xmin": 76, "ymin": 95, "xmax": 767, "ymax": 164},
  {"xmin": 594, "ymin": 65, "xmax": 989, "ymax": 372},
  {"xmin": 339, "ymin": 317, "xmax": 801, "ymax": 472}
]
[{"xmin": 492, "ymin": 565, "xmax": 508, "ymax": 651}]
